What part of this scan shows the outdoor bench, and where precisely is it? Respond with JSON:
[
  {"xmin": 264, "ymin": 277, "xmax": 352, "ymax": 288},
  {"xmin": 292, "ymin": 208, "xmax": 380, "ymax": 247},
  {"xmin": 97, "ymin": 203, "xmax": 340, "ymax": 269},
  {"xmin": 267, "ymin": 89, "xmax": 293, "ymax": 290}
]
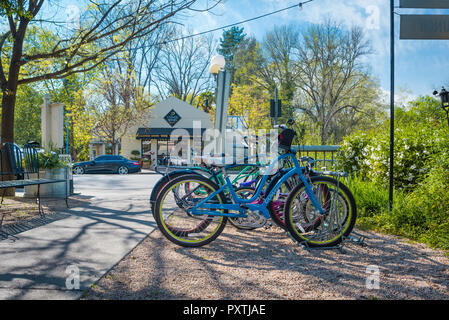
[{"xmin": 0, "ymin": 142, "xmax": 69, "ymax": 229}]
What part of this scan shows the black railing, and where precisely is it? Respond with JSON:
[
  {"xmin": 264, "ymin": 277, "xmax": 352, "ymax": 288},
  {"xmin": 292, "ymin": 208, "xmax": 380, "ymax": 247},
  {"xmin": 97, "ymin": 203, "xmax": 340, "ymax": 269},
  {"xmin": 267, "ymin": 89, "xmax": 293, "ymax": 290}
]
[{"xmin": 295, "ymin": 145, "xmax": 341, "ymax": 169}]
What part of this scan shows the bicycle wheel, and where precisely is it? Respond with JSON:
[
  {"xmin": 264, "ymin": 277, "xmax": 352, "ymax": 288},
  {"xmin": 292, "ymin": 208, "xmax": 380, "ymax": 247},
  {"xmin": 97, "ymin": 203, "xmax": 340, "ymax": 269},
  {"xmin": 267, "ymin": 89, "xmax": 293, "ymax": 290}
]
[
  {"xmin": 153, "ymin": 174, "xmax": 228, "ymax": 247},
  {"xmin": 150, "ymin": 171, "xmax": 204, "ymax": 218},
  {"xmin": 284, "ymin": 176, "xmax": 357, "ymax": 248}
]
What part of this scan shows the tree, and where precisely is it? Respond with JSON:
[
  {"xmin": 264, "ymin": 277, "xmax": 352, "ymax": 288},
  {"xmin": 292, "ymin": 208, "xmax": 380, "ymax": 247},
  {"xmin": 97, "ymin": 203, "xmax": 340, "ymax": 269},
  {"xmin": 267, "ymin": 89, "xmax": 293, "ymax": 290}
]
[
  {"xmin": 13, "ymin": 84, "xmax": 41, "ymax": 145},
  {"xmin": 0, "ymin": 0, "xmax": 221, "ymax": 145},
  {"xmin": 195, "ymin": 91, "xmax": 215, "ymax": 114},
  {"xmin": 292, "ymin": 20, "xmax": 378, "ymax": 144},
  {"xmin": 258, "ymin": 25, "xmax": 300, "ymax": 121},
  {"xmin": 152, "ymin": 29, "xmax": 216, "ymax": 104},
  {"xmin": 228, "ymin": 83, "xmax": 271, "ymax": 130},
  {"xmin": 91, "ymin": 67, "xmax": 151, "ymax": 155},
  {"xmin": 218, "ymin": 26, "xmax": 245, "ymax": 76},
  {"xmin": 232, "ymin": 36, "xmax": 264, "ymax": 87}
]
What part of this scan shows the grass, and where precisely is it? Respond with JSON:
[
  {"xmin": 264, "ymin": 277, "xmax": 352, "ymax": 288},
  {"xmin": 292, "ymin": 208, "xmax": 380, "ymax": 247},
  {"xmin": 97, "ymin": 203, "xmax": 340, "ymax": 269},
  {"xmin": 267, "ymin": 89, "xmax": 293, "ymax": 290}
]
[{"xmin": 344, "ymin": 175, "xmax": 449, "ymax": 252}]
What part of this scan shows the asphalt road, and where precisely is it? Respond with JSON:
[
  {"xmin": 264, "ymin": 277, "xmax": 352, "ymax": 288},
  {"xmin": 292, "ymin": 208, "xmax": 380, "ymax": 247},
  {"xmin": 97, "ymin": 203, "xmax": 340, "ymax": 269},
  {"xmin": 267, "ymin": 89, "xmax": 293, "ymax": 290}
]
[
  {"xmin": 73, "ymin": 173, "xmax": 160, "ymax": 200},
  {"xmin": 0, "ymin": 173, "xmax": 162, "ymax": 300}
]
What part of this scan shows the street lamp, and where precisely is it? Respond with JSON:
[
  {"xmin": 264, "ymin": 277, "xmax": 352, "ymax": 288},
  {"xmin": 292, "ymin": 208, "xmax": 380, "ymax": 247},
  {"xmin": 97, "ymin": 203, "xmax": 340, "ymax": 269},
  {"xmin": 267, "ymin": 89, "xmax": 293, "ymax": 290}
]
[
  {"xmin": 433, "ymin": 87, "xmax": 449, "ymax": 127},
  {"xmin": 209, "ymin": 54, "xmax": 226, "ymax": 75}
]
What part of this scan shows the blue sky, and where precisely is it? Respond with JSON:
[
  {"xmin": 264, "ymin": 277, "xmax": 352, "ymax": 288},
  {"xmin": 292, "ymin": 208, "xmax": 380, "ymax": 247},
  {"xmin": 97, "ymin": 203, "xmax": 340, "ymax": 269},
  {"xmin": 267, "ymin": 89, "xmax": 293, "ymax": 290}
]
[
  {"xmin": 41, "ymin": 0, "xmax": 449, "ymax": 102},
  {"xmin": 184, "ymin": 0, "xmax": 449, "ymax": 102}
]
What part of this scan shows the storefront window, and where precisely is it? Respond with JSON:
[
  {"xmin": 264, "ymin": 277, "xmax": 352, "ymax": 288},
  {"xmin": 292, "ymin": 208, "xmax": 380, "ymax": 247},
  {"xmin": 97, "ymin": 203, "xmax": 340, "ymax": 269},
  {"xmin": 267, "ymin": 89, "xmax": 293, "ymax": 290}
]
[
  {"xmin": 158, "ymin": 140, "xmax": 168, "ymax": 159},
  {"xmin": 142, "ymin": 140, "xmax": 152, "ymax": 158}
]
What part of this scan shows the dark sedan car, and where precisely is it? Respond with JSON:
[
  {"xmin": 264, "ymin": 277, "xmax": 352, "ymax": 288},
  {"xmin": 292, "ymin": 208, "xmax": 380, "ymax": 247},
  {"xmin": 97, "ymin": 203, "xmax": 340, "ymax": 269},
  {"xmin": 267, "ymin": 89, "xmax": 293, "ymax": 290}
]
[{"xmin": 73, "ymin": 155, "xmax": 141, "ymax": 175}]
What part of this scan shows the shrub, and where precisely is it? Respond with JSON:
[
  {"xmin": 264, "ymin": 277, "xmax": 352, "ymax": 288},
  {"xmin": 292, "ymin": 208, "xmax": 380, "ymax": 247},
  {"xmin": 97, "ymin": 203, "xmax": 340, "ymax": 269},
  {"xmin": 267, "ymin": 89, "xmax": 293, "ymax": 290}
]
[
  {"xmin": 336, "ymin": 132, "xmax": 371, "ymax": 176},
  {"xmin": 338, "ymin": 96, "xmax": 448, "ymax": 191},
  {"xmin": 339, "ymin": 96, "xmax": 449, "ymax": 250},
  {"xmin": 39, "ymin": 151, "xmax": 69, "ymax": 169}
]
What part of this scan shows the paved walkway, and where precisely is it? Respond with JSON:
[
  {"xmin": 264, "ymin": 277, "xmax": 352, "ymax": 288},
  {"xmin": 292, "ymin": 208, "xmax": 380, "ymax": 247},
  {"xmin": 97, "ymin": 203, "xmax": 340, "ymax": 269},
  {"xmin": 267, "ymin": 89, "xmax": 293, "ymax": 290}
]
[{"xmin": 0, "ymin": 174, "xmax": 160, "ymax": 299}]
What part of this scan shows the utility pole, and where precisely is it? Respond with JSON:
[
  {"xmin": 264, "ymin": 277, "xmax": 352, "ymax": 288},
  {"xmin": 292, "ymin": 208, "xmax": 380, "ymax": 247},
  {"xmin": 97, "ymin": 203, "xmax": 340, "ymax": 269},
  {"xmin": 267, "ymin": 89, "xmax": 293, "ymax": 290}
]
[
  {"xmin": 274, "ymin": 88, "xmax": 279, "ymax": 126},
  {"xmin": 389, "ymin": 0, "xmax": 395, "ymax": 211},
  {"xmin": 66, "ymin": 111, "xmax": 70, "ymax": 155}
]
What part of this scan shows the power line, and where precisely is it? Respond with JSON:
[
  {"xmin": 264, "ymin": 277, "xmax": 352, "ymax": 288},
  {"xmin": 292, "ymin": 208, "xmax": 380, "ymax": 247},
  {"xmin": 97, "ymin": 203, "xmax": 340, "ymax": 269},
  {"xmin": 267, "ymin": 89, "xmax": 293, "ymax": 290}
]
[{"xmin": 154, "ymin": 0, "xmax": 315, "ymax": 46}]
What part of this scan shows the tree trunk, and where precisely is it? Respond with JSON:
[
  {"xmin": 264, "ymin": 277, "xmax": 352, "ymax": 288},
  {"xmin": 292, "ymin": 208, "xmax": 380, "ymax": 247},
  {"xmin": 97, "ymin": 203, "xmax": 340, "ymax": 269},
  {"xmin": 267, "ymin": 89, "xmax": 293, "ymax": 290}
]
[
  {"xmin": 1, "ymin": 90, "xmax": 18, "ymax": 196},
  {"xmin": 1, "ymin": 53, "xmax": 21, "ymax": 196},
  {"xmin": 1, "ymin": 92, "xmax": 17, "ymax": 144},
  {"xmin": 1, "ymin": 20, "xmax": 28, "ymax": 196},
  {"xmin": 320, "ymin": 123, "xmax": 328, "ymax": 146}
]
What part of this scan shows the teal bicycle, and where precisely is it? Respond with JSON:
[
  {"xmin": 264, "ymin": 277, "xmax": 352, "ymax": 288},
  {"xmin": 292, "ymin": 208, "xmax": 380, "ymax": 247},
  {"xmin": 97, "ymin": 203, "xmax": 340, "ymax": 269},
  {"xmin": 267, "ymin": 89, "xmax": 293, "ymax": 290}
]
[{"xmin": 153, "ymin": 124, "xmax": 357, "ymax": 248}]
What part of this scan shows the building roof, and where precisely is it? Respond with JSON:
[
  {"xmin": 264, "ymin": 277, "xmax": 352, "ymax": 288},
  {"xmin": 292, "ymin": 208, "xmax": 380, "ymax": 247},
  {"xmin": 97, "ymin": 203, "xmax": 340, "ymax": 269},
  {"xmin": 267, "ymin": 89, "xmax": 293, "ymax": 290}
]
[{"xmin": 146, "ymin": 97, "xmax": 213, "ymax": 130}]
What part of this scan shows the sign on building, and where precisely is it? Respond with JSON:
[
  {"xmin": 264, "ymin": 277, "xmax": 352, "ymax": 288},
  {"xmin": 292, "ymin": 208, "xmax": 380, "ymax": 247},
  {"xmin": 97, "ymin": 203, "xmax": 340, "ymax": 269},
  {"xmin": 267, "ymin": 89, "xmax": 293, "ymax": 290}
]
[
  {"xmin": 400, "ymin": 15, "xmax": 449, "ymax": 39},
  {"xmin": 400, "ymin": 0, "xmax": 449, "ymax": 8},
  {"xmin": 164, "ymin": 109, "xmax": 182, "ymax": 127}
]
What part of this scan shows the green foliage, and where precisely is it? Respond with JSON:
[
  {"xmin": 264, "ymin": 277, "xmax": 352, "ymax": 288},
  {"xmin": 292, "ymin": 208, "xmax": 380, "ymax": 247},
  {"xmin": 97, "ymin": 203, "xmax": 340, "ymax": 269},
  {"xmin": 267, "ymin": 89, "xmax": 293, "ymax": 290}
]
[
  {"xmin": 232, "ymin": 37, "xmax": 265, "ymax": 87},
  {"xmin": 131, "ymin": 150, "xmax": 141, "ymax": 156},
  {"xmin": 337, "ymin": 96, "xmax": 448, "ymax": 191},
  {"xmin": 44, "ymin": 73, "xmax": 96, "ymax": 162},
  {"xmin": 0, "ymin": 2, "xmax": 33, "ymax": 19},
  {"xmin": 38, "ymin": 152, "xmax": 69, "ymax": 169},
  {"xmin": 346, "ymin": 172, "xmax": 449, "ymax": 250},
  {"xmin": 337, "ymin": 132, "xmax": 371, "ymax": 176},
  {"xmin": 339, "ymin": 95, "xmax": 449, "ymax": 250},
  {"xmin": 218, "ymin": 26, "xmax": 246, "ymax": 73},
  {"xmin": 14, "ymin": 85, "xmax": 42, "ymax": 145},
  {"xmin": 228, "ymin": 83, "xmax": 271, "ymax": 130}
]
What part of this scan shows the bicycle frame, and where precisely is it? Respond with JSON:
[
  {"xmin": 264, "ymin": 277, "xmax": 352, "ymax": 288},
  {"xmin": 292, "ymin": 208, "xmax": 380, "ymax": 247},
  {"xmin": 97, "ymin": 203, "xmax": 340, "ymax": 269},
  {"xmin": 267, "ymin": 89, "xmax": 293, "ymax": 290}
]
[
  {"xmin": 187, "ymin": 152, "xmax": 325, "ymax": 219},
  {"xmin": 156, "ymin": 161, "xmax": 262, "ymax": 186}
]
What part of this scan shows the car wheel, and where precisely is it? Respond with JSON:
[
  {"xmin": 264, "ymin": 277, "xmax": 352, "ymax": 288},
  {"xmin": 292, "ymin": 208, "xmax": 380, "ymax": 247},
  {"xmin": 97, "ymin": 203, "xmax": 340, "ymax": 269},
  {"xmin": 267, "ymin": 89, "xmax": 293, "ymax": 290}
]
[
  {"xmin": 118, "ymin": 166, "xmax": 129, "ymax": 175},
  {"xmin": 74, "ymin": 166, "xmax": 85, "ymax": 175}
]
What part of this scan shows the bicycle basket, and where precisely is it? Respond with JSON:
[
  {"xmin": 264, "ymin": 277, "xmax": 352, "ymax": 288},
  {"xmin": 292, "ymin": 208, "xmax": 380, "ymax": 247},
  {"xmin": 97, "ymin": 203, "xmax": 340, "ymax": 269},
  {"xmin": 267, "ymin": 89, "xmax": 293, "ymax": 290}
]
[{"xmin": 278, "ymin": 128, "xmax": 297, "ymax": 150}]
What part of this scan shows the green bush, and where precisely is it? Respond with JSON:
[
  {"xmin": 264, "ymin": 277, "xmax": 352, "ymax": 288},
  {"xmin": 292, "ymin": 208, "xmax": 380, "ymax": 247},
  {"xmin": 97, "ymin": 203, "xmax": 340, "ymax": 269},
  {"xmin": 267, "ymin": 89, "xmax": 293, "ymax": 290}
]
[
  {"xmin": 339, "ymin": 96, "xmax": 449, "ymax": 250},
  {"xmin": 39, "ymin": 151, "xmax": 69, "ymax": 169},
  {"xmin": 337, "ymin": 132, "xmax": 371, "ymax": 176},
  {"xmin": 338, "ymin": 96, "xmax": 448, "ymax": 191}
]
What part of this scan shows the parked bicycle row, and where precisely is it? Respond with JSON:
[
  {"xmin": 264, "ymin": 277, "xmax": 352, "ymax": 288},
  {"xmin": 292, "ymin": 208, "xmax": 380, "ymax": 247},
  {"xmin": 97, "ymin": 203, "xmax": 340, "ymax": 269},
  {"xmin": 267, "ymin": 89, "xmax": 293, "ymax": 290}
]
[{"xmin": 150, "ymin": 119, "xmax": 357, "ymax": 249}]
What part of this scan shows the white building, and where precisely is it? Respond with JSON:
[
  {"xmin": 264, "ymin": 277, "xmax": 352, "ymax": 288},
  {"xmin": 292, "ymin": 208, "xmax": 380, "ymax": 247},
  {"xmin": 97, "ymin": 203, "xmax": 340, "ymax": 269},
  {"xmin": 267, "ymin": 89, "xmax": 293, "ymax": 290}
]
[{"xmin": 121, "ymin": 97, "xmax": 213, "ymax": 166}]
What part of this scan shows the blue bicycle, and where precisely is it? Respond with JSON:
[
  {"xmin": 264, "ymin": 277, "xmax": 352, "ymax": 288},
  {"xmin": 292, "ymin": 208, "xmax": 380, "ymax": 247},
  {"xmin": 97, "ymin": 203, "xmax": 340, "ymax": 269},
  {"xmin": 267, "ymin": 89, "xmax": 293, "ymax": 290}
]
[{"xmin": 153, "ymin": 125, "xmax": 357, "ymax": 248}]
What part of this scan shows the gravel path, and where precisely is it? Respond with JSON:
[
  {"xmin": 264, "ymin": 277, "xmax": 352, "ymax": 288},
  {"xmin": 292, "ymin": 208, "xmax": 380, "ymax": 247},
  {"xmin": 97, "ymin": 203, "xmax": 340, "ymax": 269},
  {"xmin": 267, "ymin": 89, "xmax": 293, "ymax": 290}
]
[{"xmin": 86, "ymin": 226, "xmax": 449, "ymax": 300}]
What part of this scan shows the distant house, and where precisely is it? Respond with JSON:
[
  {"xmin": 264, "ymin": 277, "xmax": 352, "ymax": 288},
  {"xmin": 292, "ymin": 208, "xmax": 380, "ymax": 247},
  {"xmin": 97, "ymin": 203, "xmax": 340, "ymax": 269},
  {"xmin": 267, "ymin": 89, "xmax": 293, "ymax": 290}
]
[
  {"xmin": 121, "ymin": 97, "xmax": 213, "ymax": 166},
  {"xmin": 89, "ymin": 137, "xmax": 106, "ymax": 160}
]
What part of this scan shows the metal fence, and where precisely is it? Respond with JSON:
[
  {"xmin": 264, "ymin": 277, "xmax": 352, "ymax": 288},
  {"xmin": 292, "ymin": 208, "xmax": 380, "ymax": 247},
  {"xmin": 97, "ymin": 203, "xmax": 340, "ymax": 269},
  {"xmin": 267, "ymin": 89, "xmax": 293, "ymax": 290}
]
[{"xmin": 295, "ymin": 145, "xmax": 341, "ymax": 169}]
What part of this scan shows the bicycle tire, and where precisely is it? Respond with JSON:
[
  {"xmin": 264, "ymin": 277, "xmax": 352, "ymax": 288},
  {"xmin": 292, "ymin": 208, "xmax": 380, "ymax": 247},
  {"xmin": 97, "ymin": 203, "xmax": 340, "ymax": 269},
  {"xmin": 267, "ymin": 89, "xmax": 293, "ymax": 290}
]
[
  {"xmin": 284, "ymin": 176, "xmax": 357, "ymax": 248},
  {"xmin": 150, "ymin": 170, "xmax": 210, "ymax": 218},
  {"xmin": 153, "ymin": 174, "xmax": 228, "ymax": 247}
]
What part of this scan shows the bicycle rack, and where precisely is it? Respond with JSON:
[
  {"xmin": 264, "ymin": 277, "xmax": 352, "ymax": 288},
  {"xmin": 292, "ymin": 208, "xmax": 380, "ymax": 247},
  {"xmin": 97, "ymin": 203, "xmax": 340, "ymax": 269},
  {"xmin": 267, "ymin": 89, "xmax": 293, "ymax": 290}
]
[
  {"xmin": 286, "ymin": 230, "xmax": 369, "ymax": 254},
  {"xmin": 344, "ymin": 231, "xmax": 369, "ymax": 247}
]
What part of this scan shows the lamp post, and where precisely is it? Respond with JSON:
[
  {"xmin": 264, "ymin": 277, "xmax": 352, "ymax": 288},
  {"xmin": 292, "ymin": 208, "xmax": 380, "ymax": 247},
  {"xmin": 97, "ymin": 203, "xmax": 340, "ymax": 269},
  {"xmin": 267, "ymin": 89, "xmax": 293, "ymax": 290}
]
[
  {"xmin": 389, "ymin": 0, "xmax": 395, "ymax": 212},
  {"xmin": 433, "ymin": 87, "xmax": 449, "ymax": 127},
  {"xmin": 209, "ymin": 54, "xmax": 226, "ymax": 75},
  {"xmin": 66, "ymin": 111, "xmax": 70, "ymax": 155},
  {"xmin": 209, "ymin": 54, "xmax": 231, "ymax": 156},
  {"xmin": 62, "ymin": 78, "xmax": 71, "ymax": 156}
]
